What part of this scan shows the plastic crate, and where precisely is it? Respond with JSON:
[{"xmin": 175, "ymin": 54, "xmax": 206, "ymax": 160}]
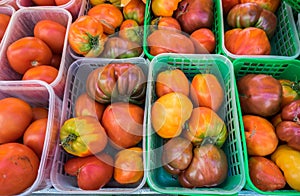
[
  {"xmin": 0, "ymin": 80, "xmax": 62, "ymax": 195},
  {"xmin": 0, "ymin": 0, "xmax": 18, "ymax": 10},
  {"xmin": 0, "ymin": 7, "xmax": 73, "ymax": 99},
  {"xmin": 50, "ymin": 57, "xmax": 149, "ymax": 194},
  {"xmin": 0, "ymin": 4, "xmax": 14, "ymax": 49},
  {"xmin": 143, "ymin": 0, "xmax": 223, "ymax": 61},
  {"xmin": 283, "ymin": 0, "xmax": 300, "ymax": 12},
  {"xmin": 219, "ymin": 2, "xmax": 300, "ymax": 60},
  {"xmin": 16, "ymin": 0, "xmax": 86, "ymax": 20},
  {"xmin": 145, "ymin": 53, "xmax": 245, "ymax": 195},
  {"xmin": 233, "ymin": 58, "xmax": 300, "ymax": 195}
]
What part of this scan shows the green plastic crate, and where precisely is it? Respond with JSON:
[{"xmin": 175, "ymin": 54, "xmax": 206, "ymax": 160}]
[
  {"xmin": 146, "ymin": 53, "xmax": 245, "ymax": 195},
  {"xmin": 219, "ymin": 2, "xmax": 300, "ymax": 60},
  {"xmin": 283, "ymin": 0, "xmax": 300, "ymax": 12},
  {"xmin": 233, "ymin": 58, "xmax": 300, "ymax": 195},
  {"xmin": 143, "ymin": 0, "xmax": 223, "ymax": 60}
]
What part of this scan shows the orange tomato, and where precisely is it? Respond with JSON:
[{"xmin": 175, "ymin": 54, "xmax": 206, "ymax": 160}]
[
  {"xmin": 55, "ymin": 0, "xmax": 71, "ymax": 5},
  {"xmin": 32, "ymin": 0, "xmax": 56, "ymax": 5},
  {"xmin": 157, "ymin": 16, "xmax": 181, "ymax": 31},
  {"xmin": 23, "ymin": 118, "xmax": 48, "ymax": 158},
  {"xmin": 0, "ymin": 13, "xmax": 10, "ymax": 43},
  {"xmin": 190, "ymin": 28, "xmax": 216, "ymax": 54},
  {"xmin": 32, "ymin": 107, "xmax": 48, "ymax": 121},
  {"xmin": 0, "ymin": 97, "xmax": 33, "ymax": 144},
  {"xmin": 6, "ymin": 37, "xmax": 53, "ymax": 74},
  {"xmin": 22, "ymin": 65, "xmax": 59, "ymax": 84}
]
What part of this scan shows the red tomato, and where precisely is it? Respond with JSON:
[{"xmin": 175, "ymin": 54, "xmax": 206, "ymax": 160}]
[
  {"xmin": 22, "ymin": 65, "xmax": 58, "ymax": 84},
  {"xmin": 123, "ymin": 0, "xmax": 145, "ymax": 25},
  {"xmin": 222, "ymin": 0, "xmax": 239, "ymax": 15},
  {"xmin": 190, "ymin": 73, "xmax": 224, "ymax": 112},
  {"xmin": 0, "ymin": 13, "xmax": 10, "ymax": 43},
  {"xmin": 0, "ymin": 143, "xmax": 39, "ymax": 195},
  {"xmin": 55, "ymin": 0, "xmax": 71, "ymax": 5},
  {"xmin": 23, "ymin": 118, "xmax": 48, "ymax": 158},
  {"xmin": 50, "ymin": 53, "xmax": 62, "ymax": 69},
  {"xmin": 32, "ymin": 107, "xmax": 48, "ymax": 121},
  {"xmin": 87, "ymin": 3, "xmax": 123, "ymax": 34},
  {"xmin": 190, "ymin": 28, "xmax": 216, "ymax": 54},
  {"xmin": 101, "ymin": 102, "xmax": 144, "ymax": 149},
  {"xmin": 6, "ymin": 36, "xmax": 53, "ymax": 74},
  {"xmin": 0, "ymin": 97, "xmax": 33, "ymax": 144},
  {"xmin": 34, "ymin": 20, "xmax": 66, "ymax": 54},
  {"xmin": 32, "ymin": 0, "xmax": 56, "ymax": 5}
]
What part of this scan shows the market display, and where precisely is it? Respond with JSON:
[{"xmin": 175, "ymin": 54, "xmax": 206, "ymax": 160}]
[{"xmin": 0, "ymin": 0, "xmax": 299, "ymax": 195}]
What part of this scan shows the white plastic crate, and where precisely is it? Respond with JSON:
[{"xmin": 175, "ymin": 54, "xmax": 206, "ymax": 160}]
[
  {"xmin": 0, "ymin": 80, "xmax": 62, "ymax": 195},
  {"xmin": 0, "ymin": 0, "xmax": 18, "ymax": 10},
  {"xmin": 50, "ymin": 57, "xmax": 149, "ymax": 194},
  {"xmin": 0, "ymin": 7, "xmax": 73, "ymax": 99}
]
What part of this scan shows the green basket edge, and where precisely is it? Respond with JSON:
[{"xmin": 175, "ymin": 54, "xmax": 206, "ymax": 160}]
[
  {"xmin": 218, "ymin": 2, "xmax": 300, "ymax": 60},
  {"xmin": 233, "ymin": 58, "xmax": 300, "ymax": 195},
  {"xmin": 142, "ymin": 0, "xmax": 223, "ymax": 61},
  {"xmin": 145, "ymin": 53, "xmax": 246, "ymax": 195},
  {"xmin": 283, "ymin": 0, "xmax": 300, "ymax": 12}
]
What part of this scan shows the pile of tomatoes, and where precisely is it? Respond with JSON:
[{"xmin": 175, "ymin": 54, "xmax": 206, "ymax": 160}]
[
  {"xmin": 146, "ymin": 0, "xmax": 216, "ymax": 57},
  {"xmin": 0, "ymin": 96, "xmax": 51, "ymax": 195},
  {"xmin": 68, "ymin": 0, "xmax": 145, "ymax": 58},
  {"xmin": 59, "ymin": 62, "xmax": 147, "ymax": 190},
  {"xmin": 237, "ymin": 73, "xmax": 300, "ymax": 192},
  {"xmin": 150, "ymin": 68, "xmax": 229, "ymax": 188}
]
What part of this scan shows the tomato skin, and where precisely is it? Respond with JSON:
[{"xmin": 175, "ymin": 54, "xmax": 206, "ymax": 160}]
[
  {"xmin": 32, "ymin": 0, "xmax": 56, "ymax": 5},
  {"xmin": 60, "ymin": 116, "xmax": 108, "ymax": 157},
  {"xmin": 190, "ymin": 28, "xmax": 216, "ymax": 54},
  {"xmin": 123, "ymin": 0, "xmax": 145, "ymax": 25},
  {"xmin": 279, "ymin": 79, "xmax": 300, "ymax": 108},
  {"xmin": 23, "ymin": 118, "xmax": 48, "ymax": 158},
  {"xmin": 155, "ymin": 68, "xmax": 190, "ymax": 97},
  {"xmin": 222, "ymin": 0, "xmax": 239, "ymax": 15},
  {"xmin": 7, "ymin": 36, "xmax": 53, "ymax": 74},
  {"xmin": 114, "ymin": 147, "xmax": 144, "ymax": 184},
  {"xmin": 50, "ymin": 53, "xmax": 62, "ymax": 69},
  {"xmin": 34, "ymin": 20, "xmax": 66, "ymax": 54},
  {"xmin": 119, "ymin": 19, "xmax": 143, "ymax": 45},
  {"xmin": 243, "ymin": 115, "xmax": 278, "ymax": 156},
  {"xmin": 240, "ymin": 0, "xmax": 281, "ymax": 13},
  {"xmin": 151, "ymin": 0, "xmax": 182, "ymax": 17},
  {"xmin": 32, "ymin": 107, "xmax": 48, "ymax": 121},
  {"xmin": 0, "ymin": 97, "xmax": 33, "ymax": 144},
  {"xmin": 68, "ymin": 15, "xmax": 106, "ymax": 57},
  {"xmin": 0, "ymin": 143, "xmax": 39, "ymax": 195},
  {"xmin": 22, "ymin": 65, "xmax": 59, "ymax": 84},
  {"xmin": 0, "ymin": 13, "xmax": 10, "ymax": 43},
  {"xmin": 190, "ymin": 73, "xmax": 224, "ymax": 112},
  {"xmin": 55, "ymin": 0, "xmax": 71, "ymax": 5},
  {"xmin": 156, "ymin": 16, "xmax": 181, "ymax": 32},
  {"xmin": 88, "ymin": 3, "xmax": 123, "ymax": 35},
  {"xmin": 101, "ymin": 102, "xmax": 144, "ymax": 149}
]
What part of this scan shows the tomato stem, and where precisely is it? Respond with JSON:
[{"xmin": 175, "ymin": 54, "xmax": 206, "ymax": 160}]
[{"xmin": 60, "ymin": 133, "xmax": 77, "ymax": 148}]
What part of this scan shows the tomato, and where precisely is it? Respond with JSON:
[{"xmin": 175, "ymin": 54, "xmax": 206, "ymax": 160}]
[
  {"xmin": 147, "ymin": 29, "xmax": 195, "ymax": 56},
  {"xmin": 119, "ymin": 19, "xmax": 143, "ymax": 45},
  {"xmin": 237, "ymin": 74, "xmax": 282, "ymax": 117},
  {"xmin": 22, "ymin": 65, "xmax": 59, "ymax": 84},
  {"xmin": 77, "ymin": 154, "xmax": 114, "ymax": 190},
  {"xmin": 64, "ymin": 153, "xmax": 114, "ymax": 190},
  {"xmin": 249, "ymin": 156, "xmax": 286, "ymax": 191},
  {"xmin": 34, "ymin": 19, "xmax": 66, "ymax": 54},
  {"xmin": 23, "ymin": 118, "xmax": 48, "ymax": 158},
  {"xmin": 190, "ymin": 28, "xmax": 216, "ymax": 54},
  {"xmin": 50, "ymin": 53, "xmax": 62, "ymax": 69},
  {"xmin": 0, "ymin": 13, "xmax": 10, "ymax": 43},
  {"xmin": 0, "ymin": 97, "xmax": 33, "ymax": 144},
  {"xmin": 276, "ymin": 121, "xmax": 300, "ymax": 151},
  {"xmin": 174, "ymin": 0, "xmax": 214, "ymax": 34},
  {"xmin": 114, "ymin": 147, "xmax": 144, "ymax": 184},
  {"xmin": 151, "ymin": 0, "xmax": 182, "ymax": 17},
  {"xmin": 178, "ymin": 144, "xmax": 228, "ymax": 188},
  {"xmin": 6, "ymin": 36, "xmax": 53, "ymax": 74},
  {"xmin": 32, "ymin": 0, "xmax": 56, "ymax": 5},
  {"xmin": 222, "ymin": 0, "xmax": 239, "ymax": 15},
  {"xmin": 190, "ymin": 73, "xmax": 224, "ymax": 112},
  {"xmin": 60, "ymin": 116, "xmax": 108, "ymax": 157},
  {"xmin": 151, "ymin": 92, "xmax": 193, "ymax": 138},
  {"xmin": 123, "ymin": 0, "xmax": 145, "ymax": 25},
  {"xmin": 152, "ymin": 16, "xmax": 182, "ymax": 32},
  {"xmin": 89, "ymin": 0, "xmax": 107, "ymax": 6},
  {"xmin": 101, "ymin": 102, "xmax": 144, "ymax": 149},
  {"xmin": 32, "ymin": 107, "xmax": 48, "ymax": 121},
  {"xmin": 0, "ymin": 143, "xmax": 39, "ymax": 195},
  {"xmin": 279, "ymin": 79, "xmax": 300, "ymax": 108},
  {"xmin": 55, "ymin": 0, "xmax": 71, "ymax": 5},
  {"xmin": 155, "ymin": 68, "xmax": 189, "ymax": 97},
  {"xmin": 88, "ymin": 3, "xmax": 123, "ymax": 35},
  {"xmin": 240, "ymin": 0, "xmax": 281, "ymax": 13},
  {"xmin": 227, "ymin": 3, "xmax": 277, "ymax": 38},
  {"xmin": 85, "ymin": 63, "xmax": 146, "ymax": 105},
  {"xmin": 242, "ymin": 115, "xmax": 278, "ymax": 156},
  {"xmin": 68, "ymin": 15, "xmax": 107, "ymax": 57},
  {"xmin": 281, "ymin": 100, "xmax": 300, "ymax": 122},
  {"xmin": 74, "ymin": 92, "xmax": 106, "ymax": 120},
  {"xmin": 225, "ymin": 27, "xmax": 271, "ymax": 55}
]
